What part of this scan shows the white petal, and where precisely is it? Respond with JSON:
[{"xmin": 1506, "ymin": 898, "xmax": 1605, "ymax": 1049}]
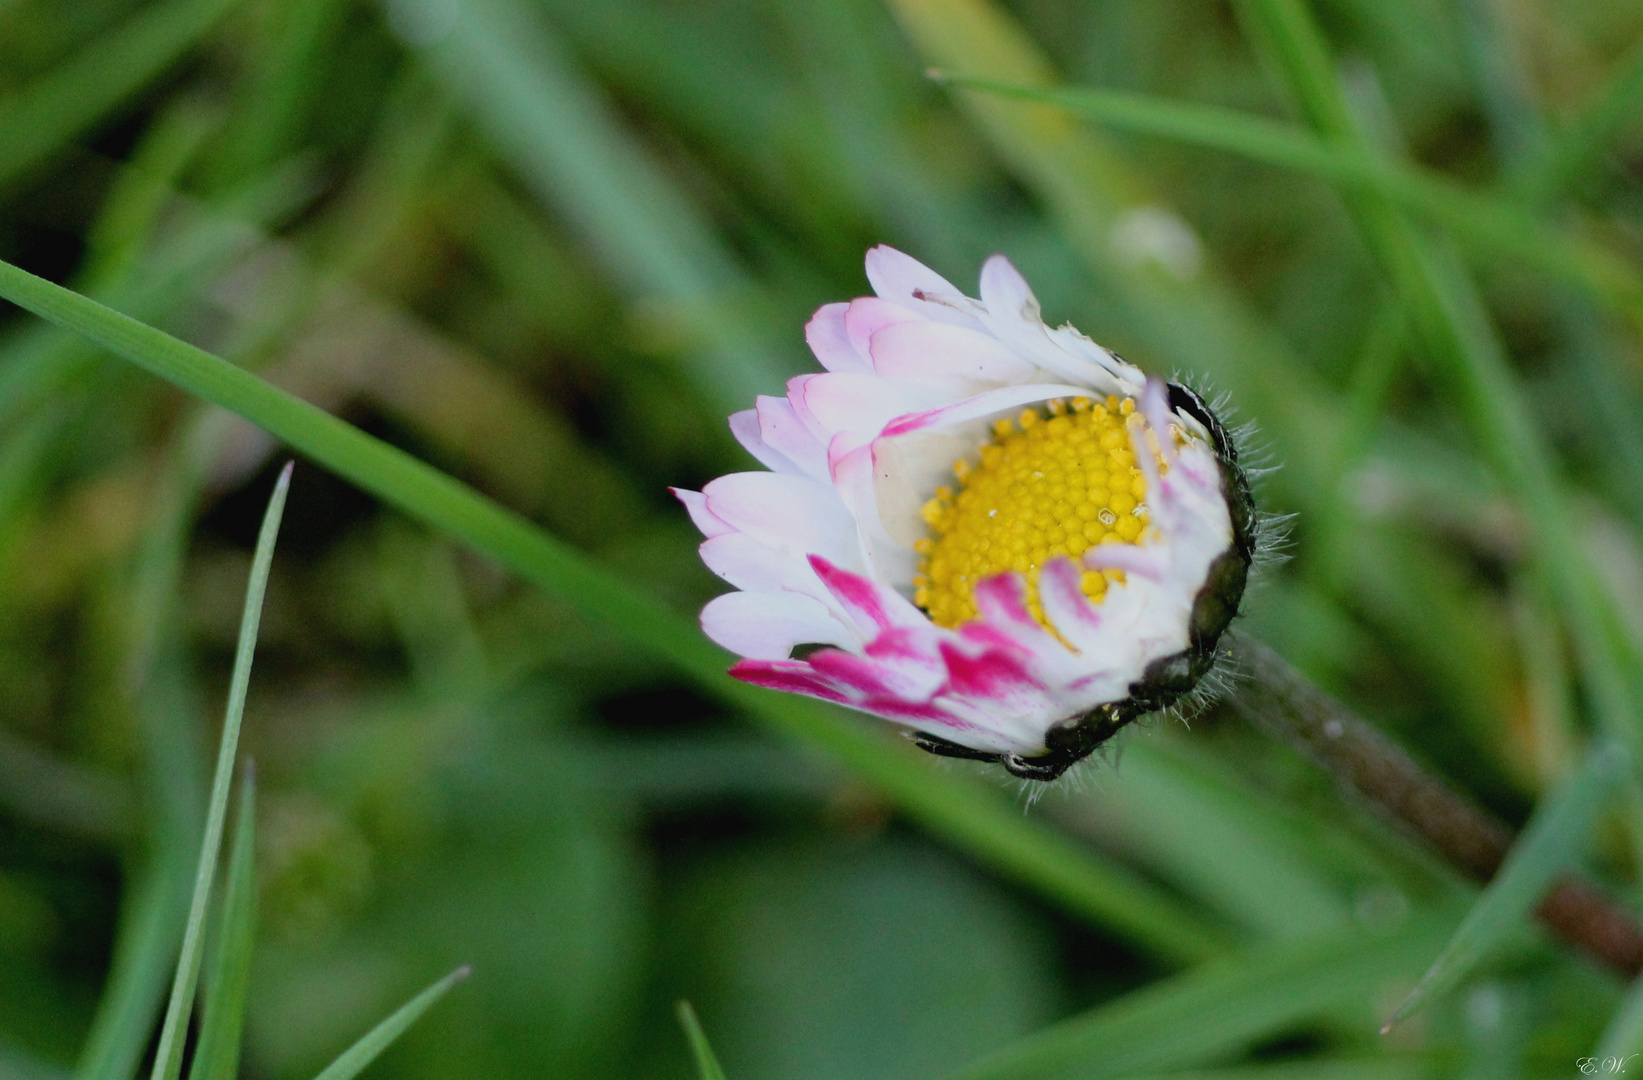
[
  {"xmin": 867, "ymin": 320, "xmax": 1039, "ymax": 390},
  {"xmin": 673, "ymin": 488, "xmax": 733, "ymax": 538},
  {"xmin": 864, "ymin": 245, "xmax": 984, "ymax": 328},
  {"xmin": 702, "ymin": 472, "xmax": 860, "ymax": 566},
  {"xmin": 798, "ymin": 372, "xmax": 947, "ymax": 447},
  {"xmin": 844, "ymin": 297, "xmax": 921, "ymax": 361},
  {"xmin": 976, "ymin": 256, "xmax": 1129, "ymax": 391},
  {"xmin": 701, "ymin": 591, "xmax": 857, "ymax": 659},
  {"xmin": 755, "ymin": 395, "xmax": 829, "ymax": 481},
  {"xmin": 729, "ymin": 409, "xmax": 801, "ymax": 475}
]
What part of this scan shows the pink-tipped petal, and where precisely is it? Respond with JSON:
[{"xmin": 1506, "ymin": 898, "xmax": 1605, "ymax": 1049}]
[
  {"xmin": 805, "ymin": 302, "xmax": 872, "ymax": 373},
  {"xmin": 673, "ymin": 487, "xmax": 734, "ymax": 538},
  {"xmin": 1038, "ymin": 558, "xmax": 1105, "ymax": 651},
  {"xmin": 880, "ymin": 382, "xmax": 1089, "ymax": 437},
  {"xmin": 729, "ymin": 658, "xmax": 851, "ymax": 705},
  {"xmin": 972, "ymin": 572, "xmax": 1061, "ymax": 653},
  {"xmin": 809, "ymin": 555, "xmax": 926, "ymax": 636},
  {"xmin": 798, "ymin": 372, "xmax": 947, "ymax": 447}
]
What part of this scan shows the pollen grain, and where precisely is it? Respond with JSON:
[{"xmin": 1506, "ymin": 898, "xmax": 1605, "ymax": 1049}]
[{"xmin": 915, "ymin": 396, "xmax": 1158, "ymax": 629}]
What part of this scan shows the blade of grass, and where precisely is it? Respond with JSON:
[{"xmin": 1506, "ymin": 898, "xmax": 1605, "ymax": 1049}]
[
  {"xmin": 948, "ymin": 907, "xmax": 1458, "ymax": 1080},
  {"xmin": 309, "ymin": 966, "xmax": 472, "ymax": 1080},
  {"xmin": 933, "ymin": 74, "xmax": 1643, "ymax": 330},
  {"xmin": 0, "ymin": 256, "xmax": 1232, "ymax": 964},
  {"xmin": 674, "ymin": 1001, "xmax": 728, "ymax": 1080},
  {"xmin": 388, "ymin": 0, "xmax": 791, "ymax": 416},
  {"xmin": 147, "ymin": 464, "xmax": 291, "ymax": 1080},
  {"xmin": 1231, "ymin": 0, "xmax": 1643, "ymax": 833},
  {"xmin": 0, "ymin": 0, "xmax": 239, "ymax": 191},
  {"xmin": 186, "ymin": 764, "xmax": 257, "ymax": 1080},
  {"xmin": 1384, "ymin": 741, "xmax": 1629, "ymax": 1030}
]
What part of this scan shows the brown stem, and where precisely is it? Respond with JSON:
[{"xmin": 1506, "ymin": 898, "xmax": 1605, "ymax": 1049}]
[{"xmin": 1226, "ymin": 634, "xmax": 1643, "ymax": 977}]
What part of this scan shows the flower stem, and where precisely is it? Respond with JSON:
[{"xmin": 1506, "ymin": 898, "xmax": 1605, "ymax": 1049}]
[{"xmin": 1228, "ymin": 634, "xmax": 1643, "ymax": 976}]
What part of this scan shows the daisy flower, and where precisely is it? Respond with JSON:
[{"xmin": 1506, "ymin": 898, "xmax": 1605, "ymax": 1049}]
[{"xmin": 674, "ymin": 247, "xmax": 1256, "ymax": 780}]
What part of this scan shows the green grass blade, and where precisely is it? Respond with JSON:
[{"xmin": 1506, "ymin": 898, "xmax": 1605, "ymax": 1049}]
[
  {"xmin": 309, "ymin": 966, "xmax": 472, "ymax": 1080},
  {"xmin": 389, "ymin": 0, "xmax": 789, "ymax": 415},
  {"xmin": 948, "ymin": 909, "xmax": 1457, "ymax": 1080},
  {"xmin": 0, "ymin": 0, "xmax": 239, "ymax": 191},
  {"xmin": 83, "ymin": 99, "xmax": 221, "ymax": 288},
  {"xmin": 186, "ymin": 764, "xmax": 258, "ymax": 1080},
  {"xmin": 76, "ymin": 423, "xmax": 222, "ymax": 1080},
  {"xmin": 147, "ymin": 465, "xmax": 291, "ymax": 1080},
  {"xmin": 674, "ymin": 1001, "xmax": 728, "ymax": 1080},
  {"xmin": 1231, "ymin": 0, "xmax": 1643, "ymax": 821},
  {"xmin": 1384, "ymin": 741, "xmax": 1629, "ymax": 1030},
  {"xmin": 935, "ymin": 74, "xmax": 1643, "ymax": 327},
  {"xmin": 0, "ymin": 257, "xmax": 1231, "ymax": 964}
]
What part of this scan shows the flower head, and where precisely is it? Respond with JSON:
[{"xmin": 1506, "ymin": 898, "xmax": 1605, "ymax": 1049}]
[{"xmin": 674, "ymin": 247, "xmax": 1255, "ymax": 780}]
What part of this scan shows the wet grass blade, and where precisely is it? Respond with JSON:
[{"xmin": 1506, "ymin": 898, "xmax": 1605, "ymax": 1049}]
[
  {"xmin": 675, "ymin": 1001, "xmax": 728, "ymax": 1080},
  {"xmin": 309, "ymin": 967, "xmax": 472, "ymax": 1080},
  {"xmin": 935, "ymin": 74, "xmax": 1643, "ymax": 328},
  {"xmin": 0, "ymin": 0, "xmax": 239, "ymax": 191},
  {"xmin": 1384, "ymin": 741, "xmax": 1629, "ymax": 1030},
  {"xmin": 186, "ymin": 765, "xmax": 257, "ymax": 1080},
  {"xmin": 0, "ymin": 257, "xmax": 1232, "ymax": 965},
  {"xmin": 147, "ymin": 465, "xmax": 291, "ymax": 1080}
]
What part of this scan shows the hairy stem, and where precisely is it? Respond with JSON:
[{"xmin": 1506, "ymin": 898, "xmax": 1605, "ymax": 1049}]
[{"xmin": 1227, "ymin": 634, "xmax": 1643, "ymax": 976}]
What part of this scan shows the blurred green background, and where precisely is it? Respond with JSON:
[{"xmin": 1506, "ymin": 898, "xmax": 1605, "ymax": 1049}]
[{"xmin": 3, "ymin": 0, "xmax": 1643, "ymax": 1077}]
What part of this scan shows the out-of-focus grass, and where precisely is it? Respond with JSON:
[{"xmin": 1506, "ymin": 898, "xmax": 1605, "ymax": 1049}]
[{"xmin": 0, "ymin": 1, "xmax": 1642, "ymax": 1079}]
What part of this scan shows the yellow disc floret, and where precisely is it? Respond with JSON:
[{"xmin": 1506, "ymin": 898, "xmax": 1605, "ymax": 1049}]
[{"xmin": 914, "ymin": 395, "xmax": 1161, "ymax": 629}]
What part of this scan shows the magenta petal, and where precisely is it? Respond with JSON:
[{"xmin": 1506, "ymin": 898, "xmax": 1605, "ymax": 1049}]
[
  {"xmin": 728, "ymin": 658, "xmax": 850, "ymax": 705},
  {"xmin": 937, "ymin": 638, "xmax": 1046, "ymax": 703},
  {"xmin": 809, "ymin": 555, "xmax": 925, "ymax": 635}
]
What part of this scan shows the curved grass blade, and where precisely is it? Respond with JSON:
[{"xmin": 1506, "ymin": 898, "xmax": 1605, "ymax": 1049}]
[
  {"xmin": 0, "ymin": 0, "xmax": 239, "ymax": 191},
  {"xmin": 675, "ymin": 1001, "xmax": 727, "ymax": 1080},
  {"xmin": 186, "ymin": 764, "xmax": 258, "ymax": 1080},
  {"xmin": 309, "ymin": 966, "xmax": 471, "ymax": 1080},
  {"xmin": 933, "ymin": 74, "xmax": 1643, "ymax": 329},
  {"xmin": 1384, "ymin": 741, "xmax": 1630, "ymax": 1030},
  {"xmin": 148, "ymin": 465, "xmax": 291, "ymax": 1080},
  {"xmin": 0, "ymin": 257, "xmax": 1232, "ymax": 965}
]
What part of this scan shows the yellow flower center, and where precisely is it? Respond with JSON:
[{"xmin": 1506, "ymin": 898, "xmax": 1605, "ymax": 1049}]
[{"xmin": 914, "ymin": 396, "xmax": 1155, "ymax": 629}]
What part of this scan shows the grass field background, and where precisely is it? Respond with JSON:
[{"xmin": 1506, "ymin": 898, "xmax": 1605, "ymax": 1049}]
[{"xmin": 3, "ymin": 1, "xmax": 1643, "ymax": 1078}]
